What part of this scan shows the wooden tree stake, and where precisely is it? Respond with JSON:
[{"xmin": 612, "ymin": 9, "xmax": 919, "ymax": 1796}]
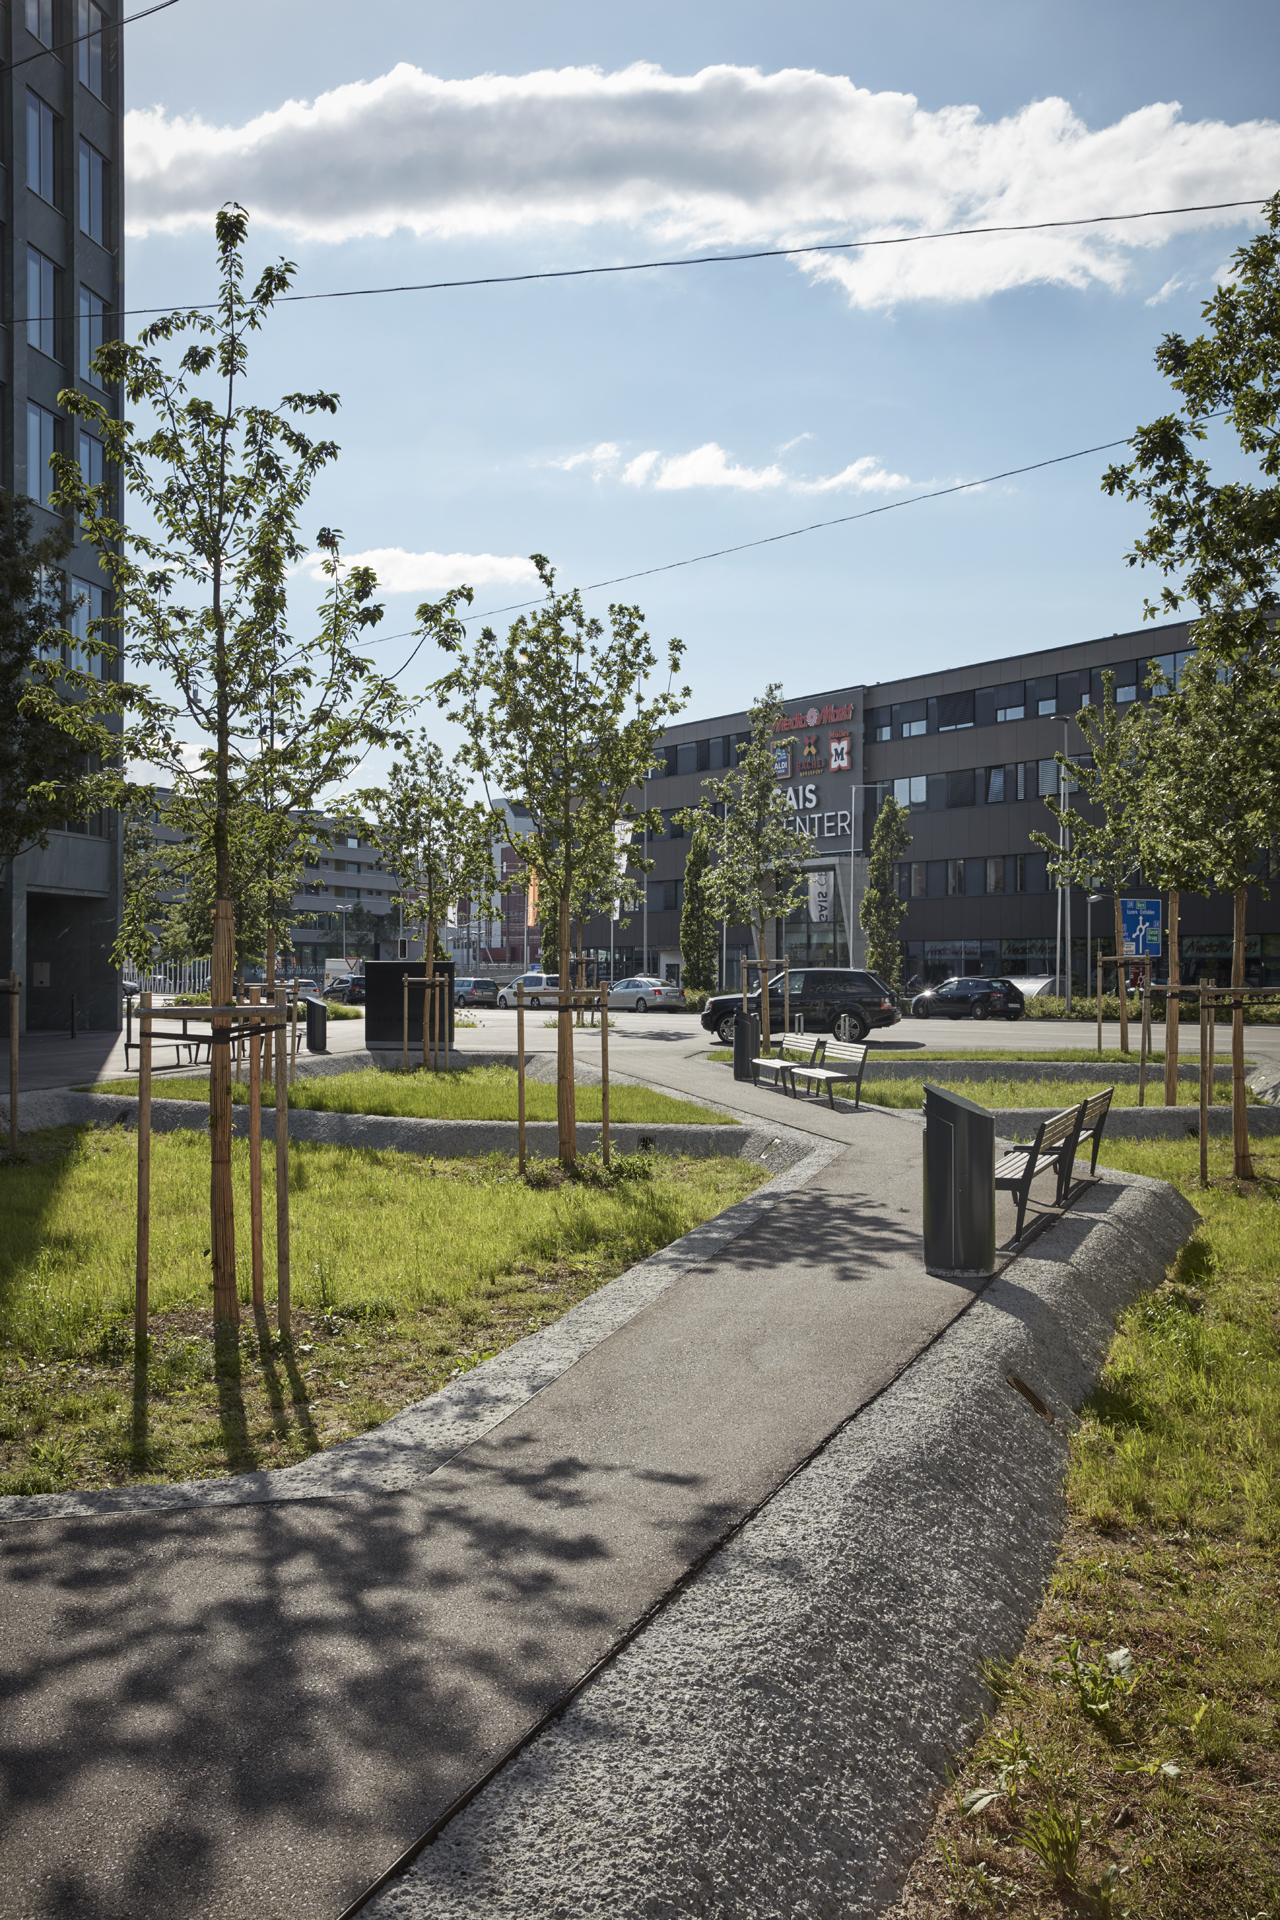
[
  {"xmin": 1164, "ymin": 890, "xmax": 1180, "ymax": 1106},
  {"xmin": 7, "ymin": 970, "xmax": 18, "ymax": 1154},
  {"xmin": 210, "ymin": 900, "xmax": 238, "ymax": 1326},
  {"xmin": 135, "ymin": 991, "xmax": 152, "ymax": 1358},
  {"xmin": 600, "ymin": 986, "xmax": 610, "ymax": 1168},
  {"xmin": 274, "ymin": 986, "xmax": 291, "ymax": 1335},
  {"xmin": 249, "ymin": 986, "xmax": 264, "ymax": 1311},
  {"xmin": 517, "ymin": 985, "xmax": 526, "ymax": 1173},
  {"xmin": 1199, "ymin": 979, "xmax": 1210, "ymax": 1187}
]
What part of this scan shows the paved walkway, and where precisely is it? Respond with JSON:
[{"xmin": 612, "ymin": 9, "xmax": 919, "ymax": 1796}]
[{"xmin": 0, "ymin": 1106, "xmax": 1052, "ymax": 1920}]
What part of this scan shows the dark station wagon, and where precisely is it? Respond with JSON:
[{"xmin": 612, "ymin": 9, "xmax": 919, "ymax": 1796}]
[
  {"xmin": 454, "ymin": 977, "xmax": 499, "ymax": 1009},
  {"xmin": 701, "ymin": 968, "xmax": 901, "ymax": 1047},
  {"xmin": 909, "ymin": 976, "xmax": 1025, "ymax": 1022}
]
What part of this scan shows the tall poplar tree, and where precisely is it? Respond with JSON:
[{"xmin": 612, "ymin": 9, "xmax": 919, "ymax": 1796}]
[
  {"xmin": 859, "ymin": 798, "xmax": 911, "ymax": 987},
  {"xmin": 678, "ymin": 818, "xmax": 719, "ymax": 992}
]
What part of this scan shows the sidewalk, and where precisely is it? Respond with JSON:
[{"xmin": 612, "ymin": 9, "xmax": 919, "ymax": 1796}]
[{"xmin": 0, "ymin": 1109, "xmax": 1042, "ymax": 1920}]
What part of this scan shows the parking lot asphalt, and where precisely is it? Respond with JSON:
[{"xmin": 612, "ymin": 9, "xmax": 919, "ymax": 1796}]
[{"xmin": 1, "ymin": 1112, "xmax": 1019, "ymax": 1920}]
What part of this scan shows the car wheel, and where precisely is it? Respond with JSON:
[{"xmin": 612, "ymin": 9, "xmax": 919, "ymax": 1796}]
[
  {"xmin": 1006, "ymin": 1010, "xmax": 1022, "ymax": 1021},
  {"xmin": 834, "ymin": 1011, "xmax": 867, "ymax": 1043},
  {"xmin": 716, "ymin": 1016, "xmax": 736, "ymax": 1046},
  {"xmin": 636, "ymin": 997, "xmax": 648, "ymax": 1012},
  {"xmin": 914, "ymin": 1001, "xmax": 930, "ymax": 1019},
  {"xmin": 971, "ymin": 1000, "xmax": 989, "ymax": 1021}
]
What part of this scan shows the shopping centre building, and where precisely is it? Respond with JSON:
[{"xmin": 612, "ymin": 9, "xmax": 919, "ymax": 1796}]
[{"xmin": 581, "ymin": 615, "xmax": 1280, "ymax": 992}]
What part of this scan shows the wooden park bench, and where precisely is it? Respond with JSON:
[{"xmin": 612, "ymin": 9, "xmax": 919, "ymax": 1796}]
[
  {"xmin": 994, "ymin": 1093, "xmax": 1112, "ymax": 1242},
  {"xmin": 788, "ymin": 1039, "xmax": 871, "ymax": 1111},
  {"xmin": 1075, "ymin": 1086, "xmax": 1115, "ymax": 1176},
  {"xmin": 753, "ymin": 1036, "xmax": 825, "ymax": 1094}
]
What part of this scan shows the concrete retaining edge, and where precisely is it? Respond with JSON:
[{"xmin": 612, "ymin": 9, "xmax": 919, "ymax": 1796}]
[
  {"xmin": 363, "ymin": 1169, "xmax": 1201, "ymax": 1920},
  {"xmin": 973, "ymin": 1103, "xmax": 1280, "ymax": 1142},
  {"xmin": 858, "ymin": 1056, "xmax": 1231, "ymax": 1085}
]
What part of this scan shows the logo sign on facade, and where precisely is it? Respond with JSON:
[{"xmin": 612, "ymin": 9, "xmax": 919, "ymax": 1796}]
[
  {"xmin": 799, "ymin": 732, "xmax": 823, "ymax": 771},
  {"xmin": 828, "ymin": 731, "xmax": 850, "ymax": 773},
  {"xmin": 1121, "ymin": 898, "xmax": 1162, "ymax": 957},
  {"xmin": 808, "ymin": 869, "xmax": 836, "ymax": 925},
  {"xmin": 772, "ymin": 741, "xmax": 793, "ymax": 780},
  {"xmin": 773, "ymin": 700, "xmax": 856, "ymax": 734}
]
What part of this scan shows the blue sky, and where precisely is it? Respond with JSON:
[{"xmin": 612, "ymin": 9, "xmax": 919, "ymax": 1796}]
[{"xmin": 122, "ymin": 0, "xmax": 1280, "ymax": 758}]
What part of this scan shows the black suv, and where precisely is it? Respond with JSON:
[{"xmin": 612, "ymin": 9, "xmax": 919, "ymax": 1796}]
[
  {"xmin": 701, "ymin": 969, "xmax": 901, "ymax": 1047},
  {"xmin": 910, "ymin": 976, "xmax": 1025, "ymax": 1021}
]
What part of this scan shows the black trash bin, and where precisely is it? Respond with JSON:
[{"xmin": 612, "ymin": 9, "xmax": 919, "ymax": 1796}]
[
  {"xmin": 732, "ymin": 1006, "xmax": 760, "ymax": 1082},
  {"xmin": 305, "ymin": 995, "xmax": 328, "ymax": 1055},
  {"xmin": 922, "ymin": 1083, "xmax": 995, "ymax": 1276}
]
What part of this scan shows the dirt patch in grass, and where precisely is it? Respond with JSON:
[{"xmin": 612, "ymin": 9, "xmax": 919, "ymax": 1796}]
[
  {"xmin": 887, "ymin": 1140, "xmax": 1280, "ymax": 1920},
  {"xmin": 0, "ymin": 1128, "xmax": 765, "ymax": 1496}
]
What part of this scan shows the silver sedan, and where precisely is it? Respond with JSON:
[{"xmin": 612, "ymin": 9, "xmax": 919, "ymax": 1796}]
[{"xmin": 606, "ymin": 976, "xmax": 687, "ymax": 1012}]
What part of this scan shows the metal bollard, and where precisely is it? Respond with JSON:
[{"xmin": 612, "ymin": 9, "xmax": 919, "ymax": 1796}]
[{"xmin": 733, "ymin": 1006, "xmax": 760, "ymax": 1081}]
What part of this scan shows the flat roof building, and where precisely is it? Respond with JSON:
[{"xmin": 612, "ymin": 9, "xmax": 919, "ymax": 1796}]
[{"xmin": 578, "ymin": 617, "xmax": 1280, "ymax": 992}]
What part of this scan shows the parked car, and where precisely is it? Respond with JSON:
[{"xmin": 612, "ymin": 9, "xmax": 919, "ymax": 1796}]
[
  {"xmin": 454, "ymin": 977, "xmax": 498, "ymax": 1009},
  {"xmin": 910, "ymin": 976, "xmax": 1025, "ymax": 1021},
  {"xmin": 496, "ymin": 972, "xmax": 559, "ymax": 1009},
  {"xmin": 606, "ymin": 976, "xmax": 687, "ymax": 1012},
  {"xmin": 700, "ymin": 969, "xmax": 900, "ymax": 1047},
  {"xmin": 330, "ymin": 975, "xmax": 365, "ymax": 1006}
]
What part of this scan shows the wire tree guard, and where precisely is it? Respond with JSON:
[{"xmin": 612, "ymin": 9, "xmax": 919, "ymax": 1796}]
[{"xmin": 133, "ymin": 986, "xmax": 296, "ymax": 1358}]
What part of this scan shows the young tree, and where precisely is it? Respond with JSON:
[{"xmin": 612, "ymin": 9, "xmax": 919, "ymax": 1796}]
[
  {"xmin": 859, "ymin": 798, "xmax": 911, "ymax": 987},
  {"xmin": 1101, "ymin": 192, "xmax": 1280, "ymax": 1175},
  {"xmin": 679, "ymin": 818, "xmax": 719, "ymax": 992},
  {"xmin": 55, "ymin": 209, "xmax": 405, "ymax": 1328},
  {"xmin": 1032, "ymin": 674, "xmax": 1143, "ymax": 1053},
  {"xmin": 350, "ymin": 733, "xmax": 501, "ymax": 1049},
  {"xmin": 681, "ymin": 686, "xmax": 805, "ymax": 1051},
  {"xmin": 428, "ymin": 558, "xmax": 686, "ymax": 1162}
]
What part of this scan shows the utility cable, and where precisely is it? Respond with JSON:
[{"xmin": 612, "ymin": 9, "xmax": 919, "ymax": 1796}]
[{"xmin": 3, "ymin": 0, "xmax": 180, "ymax": 75}]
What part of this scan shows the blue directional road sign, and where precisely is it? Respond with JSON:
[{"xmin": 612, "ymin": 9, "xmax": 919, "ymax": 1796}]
[{"xmin": 1121, "ymin": 897, "xmax": 1162, "ymax": 958}]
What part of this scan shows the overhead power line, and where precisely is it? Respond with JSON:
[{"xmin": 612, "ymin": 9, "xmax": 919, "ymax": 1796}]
[
  {"xmin": 48, "ymin": 195, "xmax": 1274, "ymax": 328},
  {"xmin": 380, "ymin": 417, "xmax": 1226, "ymax": 681},
  {"xmin": 3, "ymin": 0, "xmax": 180, "ymax": 75}
]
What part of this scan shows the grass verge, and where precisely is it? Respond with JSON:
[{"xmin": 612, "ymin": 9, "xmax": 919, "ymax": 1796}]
[
  {"xmin": 86, "ymin": 1064, "xmax": 736, "ymax": 1126},
  {"xmin": 707, "ymin": 1047, "xmax": 1177, "ymax": 1067},
  {"xmin": 890, "ymin": 1137, "xmax": 1280, "ymax": 1920},
  {"xmin": 0, "ymin": 1125, "xmax": 764, "ymax": 1496},
  {"xmin": 856, "ymin": 1077, "xmax": 1249, "ymax": 1111}
]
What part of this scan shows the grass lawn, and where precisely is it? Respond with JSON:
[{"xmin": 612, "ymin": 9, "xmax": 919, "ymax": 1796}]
[
  {"xmin": 0, "ymin": 1125, "xmax": 764, "ymax": 1497},
  {"xmin": 88, "ymin": 1064, "xmax": 736, "ymax": 1126},
  {"xmin": 894, "ymin": 1137, "xmax": 1280, "ymax": 1920},
  {"xmin": 857, "ymin": 1077, "xmax": 1251, "ymax": 1111}
]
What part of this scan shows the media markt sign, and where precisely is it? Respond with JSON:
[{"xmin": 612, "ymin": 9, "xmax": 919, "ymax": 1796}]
[{"xmin": 1121, "ymin": 898, "xmax": 1162, "ymax": 957}]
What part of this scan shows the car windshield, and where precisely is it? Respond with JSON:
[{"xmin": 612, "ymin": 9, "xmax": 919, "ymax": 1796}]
[{"xmin": 939, "ymin": 979, "xmax": 959, "ymax": 990}]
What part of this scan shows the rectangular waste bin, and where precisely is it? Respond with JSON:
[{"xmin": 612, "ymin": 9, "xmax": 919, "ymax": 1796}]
[
  {"xmin": 305, "ymin": 995, "xmax": 327, "ymax": 1054},
  {"xmin": 732, "ymin": 1007, "xmax": 760, "ymax": 1082},
  {"xmin": 922, "ymin": 1083, "xmax": 995, "ymax": 1276}
]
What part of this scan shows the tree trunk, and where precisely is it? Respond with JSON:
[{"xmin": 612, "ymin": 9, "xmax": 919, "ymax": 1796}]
[
  {"xmin": 263, "ymin": 926, "xmax": 275, "ymax": 1086},
  {"xmin": 210, "ymin": 897, "xmax": 238, "ymax": 1327},
  {"xmin": 424, "ymin": 917, "xmax": 435, "ymax": 1068},
  {"xmin": 1231, "ymin": 885, "xmax": 1253, "ymax": 1181},
  {"xmin": 1163, "ymin": 890, "xmax": 1180, "ymax": 1106},
  {"xmin": 557, "ymin": 892, "xmax": 576, "ymax": 1164},
  {"xmin": 757, "ymin": 914, "xmax": 772, "ymax": 1052},
  {"xmin": 1114, "ymin": 894, "xmax": 1129, "ymax": 1052}
]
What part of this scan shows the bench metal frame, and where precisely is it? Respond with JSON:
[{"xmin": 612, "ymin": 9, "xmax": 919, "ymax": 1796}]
[
  {"xmin": 789, "ymin": 1039, "xmax": 870, "ymax": 1110},
  {"xmin": 994, "ymin": 1087, "xmax": 1114, "ymax": 1241}
]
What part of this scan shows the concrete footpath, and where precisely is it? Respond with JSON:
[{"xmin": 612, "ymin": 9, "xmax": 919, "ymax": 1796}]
[{"xmin": 3, "ymin": 1106, "xmax": 1059, "ymax": 1920}]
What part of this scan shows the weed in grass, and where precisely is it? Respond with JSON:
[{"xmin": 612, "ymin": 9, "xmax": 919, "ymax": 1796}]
[
  {"xmin": 1053, "ymin": 1641, "xmax": 1140, "ymax": 1721},
  {"xmin": 1016, "ymin": 1799, "xmax": 1084, "ymax": 1887}
]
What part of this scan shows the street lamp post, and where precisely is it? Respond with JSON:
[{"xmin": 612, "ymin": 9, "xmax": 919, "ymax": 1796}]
[{"xmin": 848, "ymin": 782, "xmax": 877, "ymax": 971}]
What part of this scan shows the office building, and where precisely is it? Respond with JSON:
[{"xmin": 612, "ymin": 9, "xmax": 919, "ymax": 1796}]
[
  {"xmin": 0, "ymin": 0, "xmax": 126, "ymax": 1031},
  {"xmin": 582, "ymin": 617, "xmax": 1280, "ymax": 991}
]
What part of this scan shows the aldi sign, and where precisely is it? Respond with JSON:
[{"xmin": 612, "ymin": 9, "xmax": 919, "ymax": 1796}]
[{"xmin": 1121, "ymin": 898, "xmax": 1162, "ymax": 957}]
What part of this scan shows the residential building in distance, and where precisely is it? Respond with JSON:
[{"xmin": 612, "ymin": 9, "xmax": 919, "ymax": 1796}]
[
  {"xmin": 577, "ymin": 617, "xmax": 1280, "ymax": 991},
  {"xmin": 0, "ymin": 0, "xmax": 126, "ymax": 1031}
]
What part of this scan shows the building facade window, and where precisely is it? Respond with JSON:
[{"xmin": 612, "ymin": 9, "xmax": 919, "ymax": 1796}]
[
  {"xmin": 79, "ymin": 286, "xmax": 107, "ymax": 385},
  {"xmin": 911, "ymin": 861, "xmax": 927, "ymax": 898},
  {"xmin": 67, "ymin": 579, "xmax": 106, "ymax": 677},
  {"xmin": 78, "ymin": 429, "xmax": 105, "ymax": 522},
  {"xmin": 77, "ymin": 0, "xmax": 105, "ymax": 95},
  {"xmin": 986, "ymin": 857, "xmax": 1004, "ymax": 895},
  {"xmin": 27, "ymin": 247, "xmax": 57, "ymax": 359},
  {"xmin": 27, "ymin": 92, "xmax": 58, "ymax": 203},
  {"xmin": 79, "ymin": 137, "xmax": 107, "ymax": 244},
  {"xmin": 26, "ymin": 402, "xmax": 56, "ymax": 505},
  {"xmin": 26, "ymin": 0, "xmax": 53, "ymax": 46},
  {"xmin": 947, "ymin": 859, "xmax": 964, "ymax": 897}
]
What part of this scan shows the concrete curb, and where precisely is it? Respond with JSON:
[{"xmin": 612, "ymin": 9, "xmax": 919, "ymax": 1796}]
[
  {"xmin": 858, "ymin": 1056, "xmax": 1232, "ymax": 1085},
  {"xmin": 362, "ymin": 1169, "xmax": 1200, "ymax": 1920},
  {"xmin": 974, "ymin": 1103, "xmax": 1280, "ymax": 1141},
  {"xmin": 0, "ymin": 1135, "xmax": 842, "ymax": 1525}
]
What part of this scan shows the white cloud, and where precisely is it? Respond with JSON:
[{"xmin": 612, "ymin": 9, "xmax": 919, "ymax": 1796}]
[
  {"xmin": 296, "ymin": 548, "xmax": 540, "ymax": 595},
  {"xmin": 1145, "ymin": 272, "xmax": 1191, "ymax": 306},
  {"xmin": 611, "ymin": 441, "xmax": 913, "ymax": 494},
  {"xmin": 777, "ymin": 431, "xmax": 814, "ymax": 453},
  {"xmin": 124, "ymin": 62, "xmax": 1279, "ymax": 307},
  {"xmin": 549, "ymin": 441, "xmax": 621, "ymax": 476}
]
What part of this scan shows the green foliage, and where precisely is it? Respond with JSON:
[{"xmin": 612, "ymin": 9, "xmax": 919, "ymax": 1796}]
[
  {"xmin": 349, "ymin": 731, "xmax": 500, "ymax": 962},
  {"xmin": 859, "ymin": 797, "xmax": 911, "ymax": 987},
  {"xmin": 679, "ymin": 817, "xmax": 719, "ymax": 991},
  {"xmin": 680, "ymin": 685, "xmax": 805, "ymax": 1048},
  {"xmin": 428, "ymin": 557, "xmax": 686, "ymax": 1157}
]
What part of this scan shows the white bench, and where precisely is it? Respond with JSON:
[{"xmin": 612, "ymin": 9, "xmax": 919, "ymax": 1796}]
[
  {"xmin": 753, "ymin": 1037, "xmax": 825, "ymax": 1093},
  {"xmin": 789, "ymin": 1039, "xmax": 870, "ymax": 1110}
]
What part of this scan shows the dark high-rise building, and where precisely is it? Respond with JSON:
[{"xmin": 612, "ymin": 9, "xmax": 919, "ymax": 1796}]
[{"xmin": 1, "ymin": 0, "xmax": 125, "ymax": 1031}]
